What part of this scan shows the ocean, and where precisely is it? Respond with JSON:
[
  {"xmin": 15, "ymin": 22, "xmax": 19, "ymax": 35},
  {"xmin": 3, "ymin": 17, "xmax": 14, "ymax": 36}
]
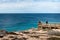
[{"xmin": 0, "ymin": 13, "xmax": 60, "ymax": 32}]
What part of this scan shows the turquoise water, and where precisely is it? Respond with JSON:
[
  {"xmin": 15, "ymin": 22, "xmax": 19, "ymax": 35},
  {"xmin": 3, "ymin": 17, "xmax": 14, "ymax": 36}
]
[{"xmin": 0, "ymin": 13, "xmax": 60, "ymax": 32}]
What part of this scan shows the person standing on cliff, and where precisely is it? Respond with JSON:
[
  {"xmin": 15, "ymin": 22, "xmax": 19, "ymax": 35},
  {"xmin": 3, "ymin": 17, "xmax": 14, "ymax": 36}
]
[{"xmin": 46, "ymin": 20, "xmax": 48, "ymax": 24}]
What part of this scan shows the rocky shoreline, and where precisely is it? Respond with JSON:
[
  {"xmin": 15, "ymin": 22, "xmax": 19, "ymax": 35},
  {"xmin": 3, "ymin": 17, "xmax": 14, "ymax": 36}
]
[{"xmin": 0, "ymin": 29, "xmax": 60, "ymax": 40}]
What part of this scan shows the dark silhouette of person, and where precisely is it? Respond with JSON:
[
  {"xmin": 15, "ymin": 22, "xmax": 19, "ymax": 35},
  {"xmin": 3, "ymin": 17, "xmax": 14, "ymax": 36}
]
[{"xmin": 46, "ymin": 20, "xmax": 48, "ymax": 24}]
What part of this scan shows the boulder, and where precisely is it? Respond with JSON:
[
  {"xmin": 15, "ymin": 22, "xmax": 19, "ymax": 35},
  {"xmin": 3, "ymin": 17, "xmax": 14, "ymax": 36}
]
[
  {"xmin": 0, "ymin": 30, "xmax": 8, "ymax": 38},
  {"xmin": 8, "ymin": 32, "xmax": 18, "ymax": 35},
  {"xmin": 48, "ymin": 29, "xmax": 60, "ymax": 36}
]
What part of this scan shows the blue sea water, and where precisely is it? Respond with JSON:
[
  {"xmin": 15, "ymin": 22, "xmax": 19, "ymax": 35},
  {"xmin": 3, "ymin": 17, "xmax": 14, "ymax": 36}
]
[{"xmin": 0, "ymin": 13, "xmax": 60, "ymax": 32}]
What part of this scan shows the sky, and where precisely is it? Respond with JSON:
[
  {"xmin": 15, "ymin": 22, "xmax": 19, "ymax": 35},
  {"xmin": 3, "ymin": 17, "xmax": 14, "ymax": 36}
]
[{"xmin": 0, "ymin": 0, "xmax": 60, "ymax": 13}]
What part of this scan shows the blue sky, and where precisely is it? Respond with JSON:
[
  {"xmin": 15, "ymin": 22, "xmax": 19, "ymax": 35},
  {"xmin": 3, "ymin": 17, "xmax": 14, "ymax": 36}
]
[{"xmin": 0, "ymin": 0, "xmax": 60, "ymax": 13}]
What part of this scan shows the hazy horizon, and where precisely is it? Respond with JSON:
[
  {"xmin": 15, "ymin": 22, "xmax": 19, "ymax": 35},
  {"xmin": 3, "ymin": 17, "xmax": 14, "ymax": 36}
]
[{"xmin": 0, "ymin": 0, "xmax": 60, "ymax": 13}]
